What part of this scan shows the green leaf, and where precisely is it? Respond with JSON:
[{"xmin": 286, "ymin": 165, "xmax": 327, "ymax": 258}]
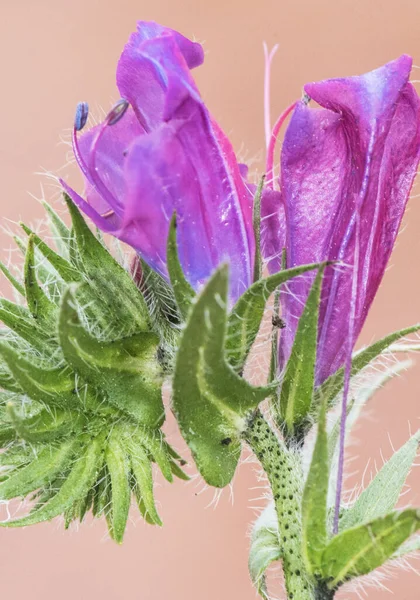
[
  {"xmin": 21, "ymin": 223, "xmax": 81, "ymax": 283},
  {"xmin": 0, "ymin": 439, "xmax": 78, "ymax": 500},
  {"xmin": 24, "ymin": 235, "xmax": 57, "ymax": 325},
  {"xmin": 135, "ymin": 429, "xmax": 173, "ymax": 483},
  {"xmin": 302, "ymin": 393, "xmax": 329, "ymax": 574},
  {"xmin": 0, "ymin": 261, "xmax": 25, "ymax": 296},
  {"xmin": 279, "ymin": 266, "xmax": 326, "ymax": 436},
  {"xmin": 321, "ymin": 509, "xmax": 420, "ymax": 587},
  {"xmin": 1, "ymin": 435, "xmax": 105, "ymax": 527},
  {"xmin": 0, "ymin": 343, "xmax": 80, "ymax": 409},
  {"xmin": 129, "ymin": 442, "xmax": 162, "ymax": 526},
  {"xmin": 314, "ymin": 324, "xmax": 420, "ymax": 410},
  {"xmin": 249, "ymin": 503, "xmax": 281, "ymax": 599},
  {"xmin": 139, "ymin": 258, "xmax": 180, "ymax": 356},
  {"xmin": 59, "ymin": 287, "xmax": 164, "ymax": 427},
  {"xmin": 42, "ymin": 200, "xmax": 71, "ymax": 257},
  {"xmin": 0, "ymin": 299, "xmax": 51, "ymax": 352},
  {"xmin": 5, "ymin": 407, "xmax": 81, "ymax": 444},
  {"xmin": 173, "ymin": 266, "xmax": 272, "ymax": 487},
  {"xmin": 64, "ymin": 194, "xmax": 150, "ymax": 335},
  {"xmin": 226, "ymin": 262, "xmax": 322, "ymax": 374},
  {"xmin": 166, "ymin": 213, "xmax": 195, "ymax": 320},
  {"xmin": 252, "ymin": 177, "xmax": 264, "ymax": 283},
  {"xmin": 105, "ymin": 431, "xmax": 131, "ymax": 543},
  {"xmin": 393, "ymin": 535, "xmax": 420, "ymax": 558},
  {"xmin": 340, "ymin": 431, "xmax": 420, "ymax": 531}
]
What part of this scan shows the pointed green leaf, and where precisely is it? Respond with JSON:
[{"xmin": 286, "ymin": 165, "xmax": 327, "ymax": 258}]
[
  {"xmin": 135, "ymin": 429, "xmax": 173, "ymax": 483},
  {"xmin": 21, "ymin": 223, "xmax": 81, "ymax": 283},
  {"xmin": 0, "ymin": 261, "xmax": 25, "ymax": 296},
  {"xmin": 166, "ymin": 213, "xmax": 195, "ymax": 320},
  {"xmin": 42, "ymin": 200, "xmax": 71, "ymax": 257},
  {"xmin": 129, "ymin": 443, "xmax": 162, "ymax": 526},
  {"xmin": 105, "ymin": 431, "xmax": 131, "ymax": 543},
  {"xmin": 7, "ymin": 409, "xmax": 83, "ymax": 444},
  {"xmin": 314, "ymin": 324, "xmax": 420, "ymax": 410},
  {"xmin": 0, "ymin": 365, "xmax": 23, "ymax": 393},
  {"xmin": 302, "ymin": 393, "xmax": 329, "ymax": 574},
  {"xmin": 279, "ymin": 266, "xmax": 326, "ymax": 436},
  {"xmin": 226, "ymin": 262, "xmax": 322, "ymax": 374},
  {"xmin": 24, "ymin": 235, "xmax": 57, "ymax": 324},
  {"xmin": 0, "ymin": 435, "xmax": 105, "ymax": 527},
  {"xmin": 340, "ymin": 431, "xmax": 420, "ymax": 531},
  {"xmin": 249, "ymin": 503, "xmax": 281, "ymax": 599},
  {"xmin": 92, "ymin": 467, "xmax": 110, "ymax": 518},
  {"xmin": 321, "ymin": 509, "xmax": 420, "ymax": 587},
  {"xmin": 252, "ymin": 177, "xmax": 264, "ymax": 283},
  {"xmin": 393, "ymin": 535, "xmax": 420, "ymax": 558},
  {"xmin": 64, "ymin": 195, "xmax": 150, "ymax": 334},
  {"xmin": 139, "ymin": 258, "xmax": 180, "ymax": 355},
  {"xmin": 173, "ymin": 266, "xmax": 272, "ymax": 487},
  {"xmin": 0, "ymin": 299, "xmax": 51, "ymax": 351},
  {"xmin": 0, "ymin": 343, "xmax": 79, "ymax": 409},
  {"xmin": 59, "ymin": 288, "xmax": 164, "ymax": 427},
  {"xmin": 0, "ymin": 439, "xmax": 78, "ymax": 500}
]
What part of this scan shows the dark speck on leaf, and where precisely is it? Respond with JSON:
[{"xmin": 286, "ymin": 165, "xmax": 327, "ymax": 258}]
[{"xmin": 221, "ymin": 437, "xmax": 232, "ymax": 446}]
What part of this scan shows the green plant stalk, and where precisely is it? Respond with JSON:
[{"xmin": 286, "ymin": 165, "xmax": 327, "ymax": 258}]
[{"xmin": 244, "ymin": 410, "xmax": 314, "ymax": 600}]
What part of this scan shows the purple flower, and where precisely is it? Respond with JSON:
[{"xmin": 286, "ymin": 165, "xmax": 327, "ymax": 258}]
[
  {"xmin": 262, "ymin": 56, "xmax": 420, "ymax": 384},
  {"xmin": 61, "ymin": 21, "xmax": 254, "ymax": 302}
]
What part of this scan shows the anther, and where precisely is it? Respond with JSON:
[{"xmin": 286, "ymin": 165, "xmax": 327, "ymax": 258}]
[
  {"xmin": 107, "ymin": 99, "xmax": 129, "ymax": 126},
  {"xmin": 74, "ymin": 102, "xmax": 89, "ymax": 131}
]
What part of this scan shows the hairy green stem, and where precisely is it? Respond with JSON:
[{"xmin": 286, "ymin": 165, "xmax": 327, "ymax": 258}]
[{"xmin": 244, "ymin": 410, "xmax": 314, "ymax": 600}]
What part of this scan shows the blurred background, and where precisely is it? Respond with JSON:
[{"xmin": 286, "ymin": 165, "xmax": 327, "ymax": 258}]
[{"xmin": 0, "ymin": 1, "xmax": 419, "ymax": 598}]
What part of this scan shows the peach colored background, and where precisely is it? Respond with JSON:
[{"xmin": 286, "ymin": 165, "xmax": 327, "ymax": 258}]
[{"xmin": 0, "ymin": 1, "xmax": 419, "ymax": 598}]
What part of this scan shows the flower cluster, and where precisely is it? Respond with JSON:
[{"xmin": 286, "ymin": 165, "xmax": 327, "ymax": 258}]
[{"xmin": 64, "ymin": 21, "xmax": 420, "ymax": 381}]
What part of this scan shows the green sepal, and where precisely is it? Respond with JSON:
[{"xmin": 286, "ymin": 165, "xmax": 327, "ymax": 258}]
[
  {"xmin": 166, "ymin": 213, "xmax": 195, "ymax": 320},
  {"xmin": 301, "ymin": 393, "xmax": 329, "ymax": 574},
  {"xmin": 0, "ymin": 260, "xmax": 25, "ymax": 296},
  {"xmin": 129, "ymin": 442, "xmax": 162, "ymax": 526},
  {"xmin": 21, "ymin": 223, "xmax": 81, "ymax": 283},
  {"xmin": 105, "ymin": 430, "xmax": 131, "ymax": 543},
  {"xmin": 320, "ymin": 509, "xmax": 420, "ymax": 587},
  {"xmin": 24, "ymin": 235, "xmax": 57, "ymax": 325},
  {"xmin": 0, "ymin": 343, "xmax": 81, "ymax": 409},
  {"xmin": 58, "ymin": 287, "xmax": 164, "ymax": 427},
  {"xmin": 226, "ymin": 262, "xmax": 322, "ymax": 374},
  {"xmin": 314, "ymin": 323, "xmax": 420, "ymax": 410},
  {"xmin": 139, "ymin": 258, "xmax": 180, "ymax": 359},
  {"xmin": 279, "ymin": 266, "xmax": 326, "ymax": 437},
  {"xmin": 64, "ymin": 194, "xmax": 150, "ymax": 335},
  {"xmin": 0, "ymin": 434, "xmax": 105, "ymax": 527},
  {"xmin": 340, "ymin": 430, "xmax": 420, "ymax": 531},
  {"xmin": 5, "ymin": 406, "xmax": 82, "ymax": 444},
  {"xmin": 0, "ymin": 439, "xmax": 79, "ymax": 500},
  {"xmin": 42, "ymin": 200, "xmax": 71, "ymax": 258},
  {"xmin": 249, "ymin": 503, "xmax": 281, "ymax": 599},
  {"xmin": 173, "ymin": 265, "xmax": 272, "ymax": 488},
  {"xmin": 0, "ymin": 299, "xmax": 51, "ymax": 352}
]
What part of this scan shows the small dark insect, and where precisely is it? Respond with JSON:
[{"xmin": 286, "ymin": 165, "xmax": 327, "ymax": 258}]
[
  {"xmin": 221, "ymin": 437, "xmax": 232, "ymax": 446},
  {"xmin": 272, "ymin": 315, "xmax": 286, "ymax": 329},
  {"xmin": 179, "ymin": 459, "xmax": 187, "ymax": 466}
]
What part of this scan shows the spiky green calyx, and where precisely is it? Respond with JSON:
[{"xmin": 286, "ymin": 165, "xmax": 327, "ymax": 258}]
[{"xmin": 0, "ymin": 197, "xmax": 186, "ymax": 542}]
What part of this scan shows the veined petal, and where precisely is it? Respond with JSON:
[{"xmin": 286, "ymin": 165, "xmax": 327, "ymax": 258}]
[
  {"xmin": 279, "ymin": 56, "xmax": 420, "ymax": 383},
  {"xmin": 117, "ymin": 23, "xmax": 203, "ymax": 131}
]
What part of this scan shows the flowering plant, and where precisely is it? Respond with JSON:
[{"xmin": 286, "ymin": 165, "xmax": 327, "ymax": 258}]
[{"xmin": 0, "ymin": 20, "xmax": 419, "ymax": 600}]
